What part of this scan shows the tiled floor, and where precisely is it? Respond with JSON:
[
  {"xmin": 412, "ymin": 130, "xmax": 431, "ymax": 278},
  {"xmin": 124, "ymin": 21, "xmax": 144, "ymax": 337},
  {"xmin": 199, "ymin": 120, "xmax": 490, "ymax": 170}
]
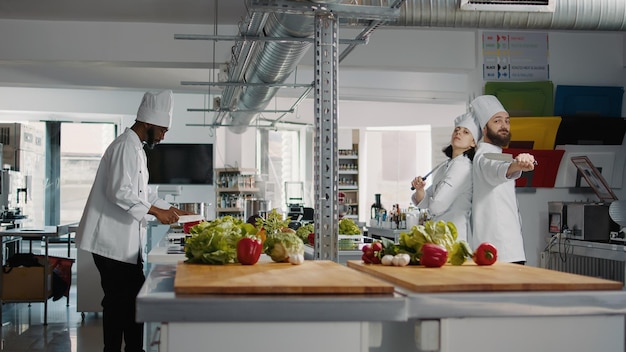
[{"xmin": 1, "ymin": 241, "xmax": 156, "ymax": 352}]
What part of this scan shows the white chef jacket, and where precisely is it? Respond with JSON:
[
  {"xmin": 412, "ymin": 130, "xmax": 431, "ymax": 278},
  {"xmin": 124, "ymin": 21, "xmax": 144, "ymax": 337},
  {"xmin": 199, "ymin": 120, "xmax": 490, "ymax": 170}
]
[
  {"xmin": 75, "ymin": 128, "xmax": 171, "ymax": 264},
  {"xmin": 472, "ymin": 142, "xmax": 526, "ymax": 263},
  {"xmin": 412, "ymin": 155, "xmax": 473, "ymax": 243}
]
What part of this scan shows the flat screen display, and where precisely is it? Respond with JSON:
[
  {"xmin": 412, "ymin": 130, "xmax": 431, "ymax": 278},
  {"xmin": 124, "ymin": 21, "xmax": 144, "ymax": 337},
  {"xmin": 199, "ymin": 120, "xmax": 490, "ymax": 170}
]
[
  {"xmin": 555, "ymin": 116, "xmax": 626, "ymax": 146},
  {"xmin": 145, "ymin": 143, "xmax": 213, "ymax": 185}
]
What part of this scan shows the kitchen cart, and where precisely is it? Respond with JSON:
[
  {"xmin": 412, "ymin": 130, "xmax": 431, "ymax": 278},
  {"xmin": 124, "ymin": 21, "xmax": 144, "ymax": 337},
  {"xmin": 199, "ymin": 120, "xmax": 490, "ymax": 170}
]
[{"xmin": 0, "ymin": 226, "xmax": 59, "ymax": 325}]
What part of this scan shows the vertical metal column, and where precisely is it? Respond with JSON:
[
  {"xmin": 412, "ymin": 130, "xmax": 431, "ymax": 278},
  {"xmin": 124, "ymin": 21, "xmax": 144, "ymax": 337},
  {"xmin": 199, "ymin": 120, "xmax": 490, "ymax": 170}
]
[{"xmin": 313, "ymin": 13, "xmax": 339, "ymax": 261}]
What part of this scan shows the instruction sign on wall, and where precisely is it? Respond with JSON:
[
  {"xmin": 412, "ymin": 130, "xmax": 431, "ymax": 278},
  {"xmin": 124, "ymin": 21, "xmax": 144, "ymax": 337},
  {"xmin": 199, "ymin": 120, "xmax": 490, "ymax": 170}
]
[{"xmin": 483, "ymin": 32, "xmax": 549, "ymax": 81}]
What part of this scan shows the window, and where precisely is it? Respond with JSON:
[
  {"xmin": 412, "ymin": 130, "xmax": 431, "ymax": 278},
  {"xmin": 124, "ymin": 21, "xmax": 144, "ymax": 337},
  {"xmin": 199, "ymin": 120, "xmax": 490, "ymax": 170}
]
[
  {"xmin": 259, "ymin": 129, "xmax": 302, "ymax": 214},
  {"xmin": 364, "ymin": 127, "xmax": 431, "ymax": 219},
  {"xmin": 60, "ymin": 123, "xmax": 116, "ymax": 224}
]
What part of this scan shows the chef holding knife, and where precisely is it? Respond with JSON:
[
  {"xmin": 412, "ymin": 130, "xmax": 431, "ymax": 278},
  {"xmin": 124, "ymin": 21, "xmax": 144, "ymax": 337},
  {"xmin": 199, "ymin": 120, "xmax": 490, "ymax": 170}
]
[
  {"xmin": 470, "ymin": 95, "xmax": 536, "ymax": 265},
  {"xmin": 411, "ymin": 112, "xmax": 481, "ymax": 243}
]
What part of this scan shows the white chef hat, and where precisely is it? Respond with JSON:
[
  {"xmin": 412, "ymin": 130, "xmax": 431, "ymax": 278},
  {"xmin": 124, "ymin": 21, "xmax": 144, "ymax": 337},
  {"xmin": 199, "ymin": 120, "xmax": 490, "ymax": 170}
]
[
  {"xmin": 136, "ymin": 90, "xmax": 173, "ymax": 128},
  {"xmin": 470, "ymin": 95, "xmax": 507, "ymax": 129},
  {"xmin": 454, "ymin": 112, "xmax": 481, "ymax": 142}
]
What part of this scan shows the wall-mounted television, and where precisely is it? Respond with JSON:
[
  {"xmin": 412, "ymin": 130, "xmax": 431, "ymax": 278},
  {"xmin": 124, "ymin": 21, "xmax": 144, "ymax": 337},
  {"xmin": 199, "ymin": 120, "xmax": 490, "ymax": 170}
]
[{"xmin": 145, "ymin": 143, "xmax": 213, "ymax": 185}]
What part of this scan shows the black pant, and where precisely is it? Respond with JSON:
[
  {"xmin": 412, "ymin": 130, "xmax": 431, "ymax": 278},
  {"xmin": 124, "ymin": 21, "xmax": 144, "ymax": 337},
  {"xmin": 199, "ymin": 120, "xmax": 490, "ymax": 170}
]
[{"xmin": 93, "ymin": 253, "xmax": 145, "ymax": 352}]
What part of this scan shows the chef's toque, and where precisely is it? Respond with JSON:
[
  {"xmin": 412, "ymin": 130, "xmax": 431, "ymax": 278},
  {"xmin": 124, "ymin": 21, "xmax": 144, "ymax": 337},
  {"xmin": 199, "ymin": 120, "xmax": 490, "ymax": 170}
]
[
  {"xmin": 454, "ymin": 112, "xmax": 481, "ymax": 142},
  {"xmin": 470, "ymin": 95, "xmax": 506, "ymax": 129},
  {"xmin": 136, "ymin": 90, "xmax": 173, "ymax": 128}
]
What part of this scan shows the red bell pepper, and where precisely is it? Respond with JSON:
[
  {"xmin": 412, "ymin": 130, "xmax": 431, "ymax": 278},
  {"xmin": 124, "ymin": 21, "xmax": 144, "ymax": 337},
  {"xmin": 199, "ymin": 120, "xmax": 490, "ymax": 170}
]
[
  {"xmin": 237, "ymin": 237, "xmax": 262, "ymax": 265},
  {"xmin": 473, "ymin": 242, "xmax": 498, "ymax": 266},
  {"xmin": 420, "ymin": 243, "xmax": 448, "ymax": 268}
]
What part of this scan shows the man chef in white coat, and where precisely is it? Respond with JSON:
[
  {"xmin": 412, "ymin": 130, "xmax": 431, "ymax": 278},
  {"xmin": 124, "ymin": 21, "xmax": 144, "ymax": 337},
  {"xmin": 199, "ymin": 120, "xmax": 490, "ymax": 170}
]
[
  {"xmin": 76, "ymin": 90, "xmax": 193, "ymax": 352},
  {"xmin": 470, "ymin": 95, "xmax": 536, "ymax": 264}
]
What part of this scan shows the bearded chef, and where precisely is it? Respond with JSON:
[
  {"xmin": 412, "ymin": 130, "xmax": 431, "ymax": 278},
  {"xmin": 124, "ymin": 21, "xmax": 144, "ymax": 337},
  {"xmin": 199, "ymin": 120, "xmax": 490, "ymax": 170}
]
[
  {"xmin": 75, "ymin": 89, "xmax": 193, "ymax": 352},
  {"xmin": 470, "ymin": 95, "xmax": 536, "ymax": 265}
]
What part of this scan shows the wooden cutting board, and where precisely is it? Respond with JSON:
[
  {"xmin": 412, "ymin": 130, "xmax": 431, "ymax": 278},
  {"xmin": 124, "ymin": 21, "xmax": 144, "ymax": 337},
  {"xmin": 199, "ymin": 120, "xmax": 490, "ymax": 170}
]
[
  {"xmin": 174, "ymin": 260, "xmax": 395, "ymax": 295},
  {"xmin": 346, "ymin": 261, "xmax": 623, "ymax": 293}
]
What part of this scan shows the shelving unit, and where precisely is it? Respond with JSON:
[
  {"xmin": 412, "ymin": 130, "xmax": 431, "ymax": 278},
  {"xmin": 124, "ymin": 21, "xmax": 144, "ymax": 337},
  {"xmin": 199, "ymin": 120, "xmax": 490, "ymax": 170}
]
[
  {"xmin": 215, "ymin": 168, "xmax": 259, "ymax": 219},
  {"xmin": 338, "ymin": 139, "xmax": 359, "ymax": 220}
]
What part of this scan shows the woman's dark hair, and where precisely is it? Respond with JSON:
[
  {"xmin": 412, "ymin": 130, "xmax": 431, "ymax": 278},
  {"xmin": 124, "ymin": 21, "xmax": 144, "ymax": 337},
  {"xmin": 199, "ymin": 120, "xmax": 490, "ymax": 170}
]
[{"xmin": 442, "ymin": 145, "xmax": 476, "ymax": 161}]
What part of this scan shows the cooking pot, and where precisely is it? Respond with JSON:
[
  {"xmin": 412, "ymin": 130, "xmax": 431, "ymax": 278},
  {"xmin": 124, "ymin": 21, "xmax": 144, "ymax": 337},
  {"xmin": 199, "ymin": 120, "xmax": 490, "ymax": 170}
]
[
  {"xmin": 245, "ymin": 199, "xmax": 269, "ymax": 220},
  {"xmin": 177, "ymin": 202, "xmax": 207, "ymax": 219}
]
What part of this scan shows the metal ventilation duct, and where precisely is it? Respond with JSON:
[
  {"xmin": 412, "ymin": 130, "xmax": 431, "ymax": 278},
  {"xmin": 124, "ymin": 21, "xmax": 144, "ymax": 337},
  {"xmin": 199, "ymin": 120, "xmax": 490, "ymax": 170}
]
[
  {"xmin": 226, "ymin": 0, "xmax": 626, "ymax": 133},
  {"xmin": 226, "ymin": 11, "xmax": 315, "ymax": 134},
  {"xmin": 369, "ymin": 0, "xmax": 626, "ymax": 30}
]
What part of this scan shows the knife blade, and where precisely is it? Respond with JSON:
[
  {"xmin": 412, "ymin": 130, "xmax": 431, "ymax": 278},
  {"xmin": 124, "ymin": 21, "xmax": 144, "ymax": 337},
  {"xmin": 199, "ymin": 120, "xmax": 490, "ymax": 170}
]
[
  {"xmin": 484, "ymin": 153, "xmax": 514, "ymax": 162},
  {"xmin": 410, "ymin": 161, "xmax": 447, "ymax": 190},
  {"xmin": 484, "ymin": 153, "xmax": 538, "ymax": 165}
]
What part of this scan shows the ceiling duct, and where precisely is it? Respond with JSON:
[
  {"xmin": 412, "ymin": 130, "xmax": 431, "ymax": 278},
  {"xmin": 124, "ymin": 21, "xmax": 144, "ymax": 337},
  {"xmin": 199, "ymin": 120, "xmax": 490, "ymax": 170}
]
[
  {"xmin": 225, "ymin": 0, "xmax": 626, "ymax": 133},
  {"xmin": 377, "ymin": 0, "xmax": 626, "ymax": 30},
  {"xmin": 226, "ymin": 10, "xmax": 315, "ymax": 134},
  {"xmin": 226, "ymin": 2, "xmax": 326, "ymax": 133},
  {"xmin": 460, "ymin": 0, "xmax": 555, "ymax": 13}
]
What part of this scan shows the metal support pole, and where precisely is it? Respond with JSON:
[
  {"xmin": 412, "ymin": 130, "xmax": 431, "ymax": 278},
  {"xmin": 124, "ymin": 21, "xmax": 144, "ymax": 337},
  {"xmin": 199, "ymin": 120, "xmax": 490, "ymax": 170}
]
[{"xmin": 313, "ymin": 13, "xmax": 339, "ymax": 262}]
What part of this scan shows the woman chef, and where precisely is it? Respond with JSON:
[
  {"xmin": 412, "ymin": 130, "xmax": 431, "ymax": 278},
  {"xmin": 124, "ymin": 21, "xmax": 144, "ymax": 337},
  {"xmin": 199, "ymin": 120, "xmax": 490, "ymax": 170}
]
[{"xmin": 410, "ymin": 112, "xmax": 481, "ymax": 243}]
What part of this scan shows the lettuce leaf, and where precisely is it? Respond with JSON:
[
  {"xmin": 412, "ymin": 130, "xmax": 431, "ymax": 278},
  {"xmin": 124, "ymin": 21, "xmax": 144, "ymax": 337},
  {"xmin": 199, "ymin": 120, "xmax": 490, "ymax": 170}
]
[
  {"xmin": 185, "ymin": 216, "xmax": 256, "ymax": 265},
  {"xmin": 263, "ymin": 231, "xmax": 304, "ymax": 262}
]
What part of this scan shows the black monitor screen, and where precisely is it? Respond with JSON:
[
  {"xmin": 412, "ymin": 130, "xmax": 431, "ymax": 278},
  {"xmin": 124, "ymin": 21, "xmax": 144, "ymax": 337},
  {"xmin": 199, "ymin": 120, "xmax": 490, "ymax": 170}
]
[
  {"xmin": 145, "ymin": 144, "xmax": 213, "ymax": 185},
  {"xmin": 555, "ymin": 116, "xmax": 626, "ymax": 146}
]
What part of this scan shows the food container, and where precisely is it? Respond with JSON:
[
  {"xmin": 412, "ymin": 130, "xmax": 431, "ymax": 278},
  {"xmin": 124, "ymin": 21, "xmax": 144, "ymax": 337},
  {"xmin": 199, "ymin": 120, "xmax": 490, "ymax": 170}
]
[
  {"xmin": 183, "ymin": 221, "xmax": 202, "ymax": 234},
  {"xmin": 245, "ymin": 199, "xmax": 269, "ymax": 220}
]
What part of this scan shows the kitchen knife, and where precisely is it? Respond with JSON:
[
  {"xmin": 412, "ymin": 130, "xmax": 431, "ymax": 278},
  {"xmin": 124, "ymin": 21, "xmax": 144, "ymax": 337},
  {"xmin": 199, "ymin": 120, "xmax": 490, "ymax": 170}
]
[
  {"xmin": 410, "ymin": 161, "xmax": 447, "ymax": 190},
  {"xmin": 484, "ymin": 153, "xmax": 538, "ymax": 165}
]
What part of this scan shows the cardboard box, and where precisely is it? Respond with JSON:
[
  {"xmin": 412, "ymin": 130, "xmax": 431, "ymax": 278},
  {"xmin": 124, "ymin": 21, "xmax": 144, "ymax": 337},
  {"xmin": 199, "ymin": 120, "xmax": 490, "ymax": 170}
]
[{"xmin": 2, "ymin": 265, "xmax": 51, "ymax": 301}]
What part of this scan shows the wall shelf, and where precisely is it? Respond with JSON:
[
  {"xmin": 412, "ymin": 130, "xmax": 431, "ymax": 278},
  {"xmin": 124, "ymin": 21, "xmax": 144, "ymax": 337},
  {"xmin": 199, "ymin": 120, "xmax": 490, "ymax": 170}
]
[{"xmin": 215, "ymin": 168, "xmax": 259, "ymax": 219}]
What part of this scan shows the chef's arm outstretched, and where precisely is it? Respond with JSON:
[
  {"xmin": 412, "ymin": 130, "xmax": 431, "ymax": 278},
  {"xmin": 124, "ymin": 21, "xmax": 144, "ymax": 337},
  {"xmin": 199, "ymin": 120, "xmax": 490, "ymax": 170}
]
[{"xmin": 506, "ymin": 153, "xmax": 536, "ymax": 178}]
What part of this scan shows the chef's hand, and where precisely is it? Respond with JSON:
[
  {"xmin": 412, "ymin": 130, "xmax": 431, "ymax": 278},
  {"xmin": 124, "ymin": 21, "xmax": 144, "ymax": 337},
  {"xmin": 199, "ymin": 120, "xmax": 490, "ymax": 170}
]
[
  {"xmin": 411, "ymin": 176, "xmax": 426, "ymax": 191},
  {"xmin": 514, "ymin": 153, "xmax": 536, "ymax": 172},
  {"xmin": 171, "ymin": 206, "xmax": 195, "ymax": 216},
  {"xmin": 150, "ymin": 206, "xmax": 180, "ymax": 225}
]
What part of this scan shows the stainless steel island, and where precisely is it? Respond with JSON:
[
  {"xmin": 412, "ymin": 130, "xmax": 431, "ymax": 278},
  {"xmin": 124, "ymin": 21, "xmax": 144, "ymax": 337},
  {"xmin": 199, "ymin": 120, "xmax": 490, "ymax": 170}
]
[
  {"xmin": 138, "ymin": 234, "xmax": 626, "ymax": 352},
  {"xmin": 136, "ymin": 263, "xmax": 407, "ymax": 352}
]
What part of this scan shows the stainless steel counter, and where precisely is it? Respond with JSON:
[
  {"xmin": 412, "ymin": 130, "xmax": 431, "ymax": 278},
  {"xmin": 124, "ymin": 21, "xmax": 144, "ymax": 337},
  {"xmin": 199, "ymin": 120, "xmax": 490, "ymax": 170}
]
[
  {"xmin": 136, "ymin": 264, "xmax": 626, "ymax": 352},
  {"xmin": 303, "ymin": 244, "xmax": 362, "ymax": 265},
  {"xmin": 403, "ymin": 289, "xmax": 626, "ymax": 319},
  {"xmin": 366, "ymin": 226, "xmax": 404, "ymax": 243},
  {"xmin": 138, "ymin": 232, "xmax": 626, "ymax": 352},
  {"xmin": 135, "ymin": 263, "xmax": 408, "ymax": 323}
]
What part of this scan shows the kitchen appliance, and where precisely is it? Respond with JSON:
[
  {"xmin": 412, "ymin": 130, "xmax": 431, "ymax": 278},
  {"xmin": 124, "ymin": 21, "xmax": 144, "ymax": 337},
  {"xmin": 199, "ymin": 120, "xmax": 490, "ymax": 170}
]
[
  {"xmin": 548, "ymin": 201, "xmax": 619, "ymax": 241},
  {"xmin": 245, "ymin": 199, "xmax": 270, "ymax": 220},
  {"xmin": 0, "ymin": 169, "xmax": 29, "ymax": 224},
  {"xmin": 0, "ymin": 123, "xmax": 45, "ymax": 227},
  {"xmin": 548, "ymin": 156, "xmax": 620, "ymax": 242}
]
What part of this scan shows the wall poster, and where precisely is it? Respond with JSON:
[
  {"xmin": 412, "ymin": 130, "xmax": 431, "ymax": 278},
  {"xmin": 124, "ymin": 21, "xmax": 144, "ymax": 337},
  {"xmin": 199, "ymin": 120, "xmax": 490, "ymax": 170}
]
[{"xmin": 483, "ymin": 32, "xmax": 549, "ymax": 81}]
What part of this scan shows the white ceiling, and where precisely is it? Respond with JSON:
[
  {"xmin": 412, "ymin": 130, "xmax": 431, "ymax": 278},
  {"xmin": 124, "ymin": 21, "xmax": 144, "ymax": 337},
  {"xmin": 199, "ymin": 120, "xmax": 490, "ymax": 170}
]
[
  {"xmin": 0, "ymin": 0, "xmax": 246, "ymax": 25},
  {"xmin": 0, "ymin": 0, "xmax": 252, "ymax": 94},
  {"xmin": 0, "ymin": 0, "xmax": 469, "ymax": 128}
]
